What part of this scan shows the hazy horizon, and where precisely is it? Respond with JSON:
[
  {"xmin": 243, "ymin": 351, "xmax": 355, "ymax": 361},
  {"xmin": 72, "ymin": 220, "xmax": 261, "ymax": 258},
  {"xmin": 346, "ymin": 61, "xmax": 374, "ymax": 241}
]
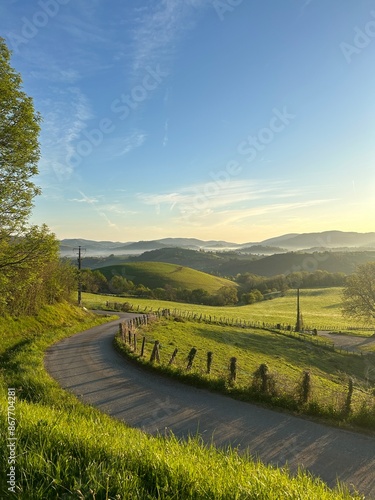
[{"xmin": 3, "ymin": 1, "xmax": 374, "ymax": 242}]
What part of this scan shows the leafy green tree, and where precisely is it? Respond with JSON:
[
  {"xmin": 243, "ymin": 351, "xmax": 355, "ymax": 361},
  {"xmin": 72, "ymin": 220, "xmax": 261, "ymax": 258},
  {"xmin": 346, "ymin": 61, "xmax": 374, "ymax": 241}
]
[
  {"xmin": 0, "ymin": 37, "xmax": 41, "ymax": 240},
  {"xmin": 2, "ymin": 226, "xmax": 74, "ymax": 316},
  {"xmin": 342, "ymin": 262, "xmax": 375, "ymax": 322},
  {"xmin": 242, "ymin": 289, "xmax": 263, "ymax": 304},
  {"xmin": 191, "ymin": 288, "xmax": 210, "ymax": 304},
  {"xmin": 81, "ymin": 269, "xmax": 108, "ymax": 293},
  {"xmin": 153, "ymin": 287, "xmax": 167, "ymax": 300},
  {"xmin": 213, "ymin": 286, "xmax": 238, "ymax": 306},
  {"xmin": 134, "ymin": 284, "xmax": 152, "ymax": 297},
  {"xmin": 0, "ymin": 38, "xmax": 73, "ymax": 315},
  {"xmin": 109, "ymin": 275, "xmax": 132, "ymax": 294}
]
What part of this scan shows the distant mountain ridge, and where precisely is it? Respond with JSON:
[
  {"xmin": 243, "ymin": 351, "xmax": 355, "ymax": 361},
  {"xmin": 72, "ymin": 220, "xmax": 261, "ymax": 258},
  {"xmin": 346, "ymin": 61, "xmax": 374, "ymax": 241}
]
[
  {"xmin": 59, "ymin": 231, "xmax": 375, "ymax": 257},
  {"xmin": 262, "ymin": 231, "xmax": 375, "ymax": 249}
]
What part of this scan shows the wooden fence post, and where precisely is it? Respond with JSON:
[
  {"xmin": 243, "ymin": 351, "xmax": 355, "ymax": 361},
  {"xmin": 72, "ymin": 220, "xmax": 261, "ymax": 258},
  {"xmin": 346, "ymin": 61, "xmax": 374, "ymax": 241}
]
[
  {"xmin": 300, "ymin": 370, "xmax": 311, "ymax": 404},
  {"xmin": 186, "ymin": 347, "xmax": 197, "ymax": 371},
  {"xmin": 168, "ymin": 348, "xmax": 178, "ymax": 365},
  {"xmin": 150, "ymin": 340, "xmax": 160, "ymax": 363},
  {"xmin": 345, "ymin": 377, "xmax": 354, "ymax": 415},
  {"xmin": 133, "ymin": 333, "xmax": 137, "ymax": 353},
  {"xmin": 229, "ymin": 357, "xmax": 237, "ymax": 383},
  {"xmin": 207, "ymin": 351, "xmax": 213, "ymax": 374},
  {"xmin": 140, "ymin": 336, "xmax": 146, "ymax": 357},
  {"xmin": 119, "ymin": 323, "xmax": 124, "ymax": 341}
]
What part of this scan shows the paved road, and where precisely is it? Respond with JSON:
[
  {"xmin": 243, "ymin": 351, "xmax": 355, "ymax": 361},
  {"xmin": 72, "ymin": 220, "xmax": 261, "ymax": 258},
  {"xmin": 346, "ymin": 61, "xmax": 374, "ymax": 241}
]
[
  {"xmin": 45, "ymin": 315, "xmax": 375, "ymax": 498},
  {"xmin": 318, "ymin": 331, "xmax": 375, "ymax": 353}
]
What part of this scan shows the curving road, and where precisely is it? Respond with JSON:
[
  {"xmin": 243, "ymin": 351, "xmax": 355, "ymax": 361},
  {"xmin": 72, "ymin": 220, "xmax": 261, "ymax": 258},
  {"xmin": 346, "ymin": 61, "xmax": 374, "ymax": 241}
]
[{"xmin": 45, "ymin": 314, "xmax": 375, "ymax": 499}]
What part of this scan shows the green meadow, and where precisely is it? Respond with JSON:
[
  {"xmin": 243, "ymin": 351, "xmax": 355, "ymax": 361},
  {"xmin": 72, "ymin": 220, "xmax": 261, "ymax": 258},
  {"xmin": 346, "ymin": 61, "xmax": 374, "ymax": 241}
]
[
  {"xmin": 0, "ymin": 302, "xmax": 362, "ymax": 499},
  {"xmin": 116, "ymin": 316, "xmax": 375, "ymax": 431},
  {"xmin": 83, "ymin": 287, "xmax": 373, "ymax": 333}
]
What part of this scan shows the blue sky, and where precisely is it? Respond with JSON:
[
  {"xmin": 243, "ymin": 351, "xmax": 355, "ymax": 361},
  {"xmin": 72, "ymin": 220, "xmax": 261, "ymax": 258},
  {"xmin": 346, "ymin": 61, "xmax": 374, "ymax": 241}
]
[{"xmin": 2, "ymin": 0, "xmax": 375, "ymax": 243}]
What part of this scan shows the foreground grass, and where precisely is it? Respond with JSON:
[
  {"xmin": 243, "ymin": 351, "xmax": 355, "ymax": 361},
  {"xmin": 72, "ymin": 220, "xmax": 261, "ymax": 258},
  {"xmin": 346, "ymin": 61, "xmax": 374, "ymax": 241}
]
[
  {"xmin": 83, "ymin": 288, "xmax": 373, "ymax": 334},
  {"xmin": 0, "ymin": 303, "xmax": 363, "ymax": 498}
]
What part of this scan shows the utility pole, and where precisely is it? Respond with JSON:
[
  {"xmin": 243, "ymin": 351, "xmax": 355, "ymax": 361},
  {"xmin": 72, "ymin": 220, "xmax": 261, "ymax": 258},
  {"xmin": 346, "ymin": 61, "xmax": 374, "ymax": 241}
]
[
  {"xmin": 295, "ymin": 287, "xmax": 303, "ymax": 332},
  {"xmin": 73, "ymin": 246, "xmax": 86, "ymax": 306}
]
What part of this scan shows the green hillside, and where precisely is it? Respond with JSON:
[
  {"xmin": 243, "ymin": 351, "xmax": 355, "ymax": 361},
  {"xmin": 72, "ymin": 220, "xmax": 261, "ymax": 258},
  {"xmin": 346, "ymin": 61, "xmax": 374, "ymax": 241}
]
[
  {"xmin": 97, "ymin": 261, "xmax": 236, "ymax": 293},
  {"xmin": 218, "ymin": 251, "xmax": 375, "ymax": 277}
]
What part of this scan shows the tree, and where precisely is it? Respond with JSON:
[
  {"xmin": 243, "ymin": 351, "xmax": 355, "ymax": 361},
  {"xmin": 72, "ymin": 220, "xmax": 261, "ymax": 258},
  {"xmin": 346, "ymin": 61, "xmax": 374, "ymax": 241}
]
[
  {"xmin": 0, "ymin": 37, "xmax": 41, "ymax": 239},
  {"xmin": 81, "ymin": 269, "xmax": 108, "ymax": 294},
  {"xmin": 242, "ymin": 289, "xmax": 263, "ymax": 305},
  {"xmin": 341, "ymin": 262, "xmax": 375, "ymax": 322},
  {"xmin": 212, "ymin": 286, "xmax": 238, "ymax": 306},
  {"xmin": 109, "ymin": 275, "xmax": 132, "ymax": 294},
  {"xmin": 0, "ymin": 38, "xmax": 73, "ymax": 316}
]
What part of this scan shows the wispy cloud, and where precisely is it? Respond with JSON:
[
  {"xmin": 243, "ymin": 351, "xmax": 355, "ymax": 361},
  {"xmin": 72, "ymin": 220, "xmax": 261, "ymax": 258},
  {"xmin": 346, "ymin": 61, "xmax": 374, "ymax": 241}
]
[
  {"xmin": 210, "ymin": 199, "xmax": 331, "ymax": 227},
  {"xmin": 129, "ymin": 0, "xmax": 210, "ymax": 76},
  {"xmin": 68, "ymin": 191, "xmax": 138, "ymax": 230},
  {"xmin": 116, "ymin": 131, "xmax": 147, "ymax": 156},
  {"xmin": 69, "ymin": 191, "xmax": 100, "ymax": 204},
  {"xmin": 138, "ymin": 179, "xmax": 291, "ymax": 211},
  {"xmin": 38, "ymin": 87, "xmax": 92, "ymax": 181},
  {"xmin": 137, "ymin": 178, "xmax": 334, "ymax": 225},
  {"xmin": 69, "ymin": 190, "xmax": 121, "ymax": 230}
]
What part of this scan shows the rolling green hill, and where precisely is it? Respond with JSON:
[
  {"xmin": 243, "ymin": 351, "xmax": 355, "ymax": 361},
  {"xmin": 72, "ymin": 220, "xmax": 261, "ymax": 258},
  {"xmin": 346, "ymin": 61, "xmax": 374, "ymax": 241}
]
[{"xmin": 96, "ymin": 261, "xmax": 236, "ymax": 293}]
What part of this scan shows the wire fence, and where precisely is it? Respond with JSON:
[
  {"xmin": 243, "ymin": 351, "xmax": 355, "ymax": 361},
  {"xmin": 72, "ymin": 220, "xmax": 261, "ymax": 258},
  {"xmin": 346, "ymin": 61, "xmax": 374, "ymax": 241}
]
[
  {"xmin": 116, "ymin": 314, "xmax": 375, "ymax": 428},
  {"xmin": 106, "ymin": 301, "xmax": 374, "ymax": 357}
]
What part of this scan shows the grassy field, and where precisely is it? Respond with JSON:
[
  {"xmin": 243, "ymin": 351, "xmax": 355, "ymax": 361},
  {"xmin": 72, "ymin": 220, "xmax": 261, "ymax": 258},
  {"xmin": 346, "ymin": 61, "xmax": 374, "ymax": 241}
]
[
  {"xmin": 96, "ymin": 261, "xmax": 237, "ymax": 293},
  {"xmin": 83, "ymin": 287, "xmax": 374, "ymax": 333},
  {"xmin": 116, "ymin": 316, "xmax": 375, "ymax": 431},
  {"xmin": 0, "ymin": 302, "xmax": 362, "ymax": 498}
]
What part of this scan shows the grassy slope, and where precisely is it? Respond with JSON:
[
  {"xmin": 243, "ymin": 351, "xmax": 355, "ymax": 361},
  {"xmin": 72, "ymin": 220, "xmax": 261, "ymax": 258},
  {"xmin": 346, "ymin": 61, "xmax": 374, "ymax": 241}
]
[
  {"xmin": 118, "ymin": 318, "xmax": 375, "ymax": 429},
  {"xmin": 0, "ymin": 303, "xmax": 362, "ymax": 499},
  {"xmin": 96, "ymin": 261, "xmax": 236, "ymax": 293},
  {"xmin": 84, "ymin": 287, "xmax": 373, "ymax": 333}
]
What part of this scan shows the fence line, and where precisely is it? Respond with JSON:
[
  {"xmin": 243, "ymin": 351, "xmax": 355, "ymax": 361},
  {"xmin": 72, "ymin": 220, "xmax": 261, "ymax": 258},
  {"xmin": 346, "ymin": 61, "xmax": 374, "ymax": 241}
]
[
  {"xmin": 116, "ymin": 327, "xmax": 375, "ymax": 419},
  {"xmin": 107, "ymin": 301, "xmax": 373, "ymax": 357}
]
